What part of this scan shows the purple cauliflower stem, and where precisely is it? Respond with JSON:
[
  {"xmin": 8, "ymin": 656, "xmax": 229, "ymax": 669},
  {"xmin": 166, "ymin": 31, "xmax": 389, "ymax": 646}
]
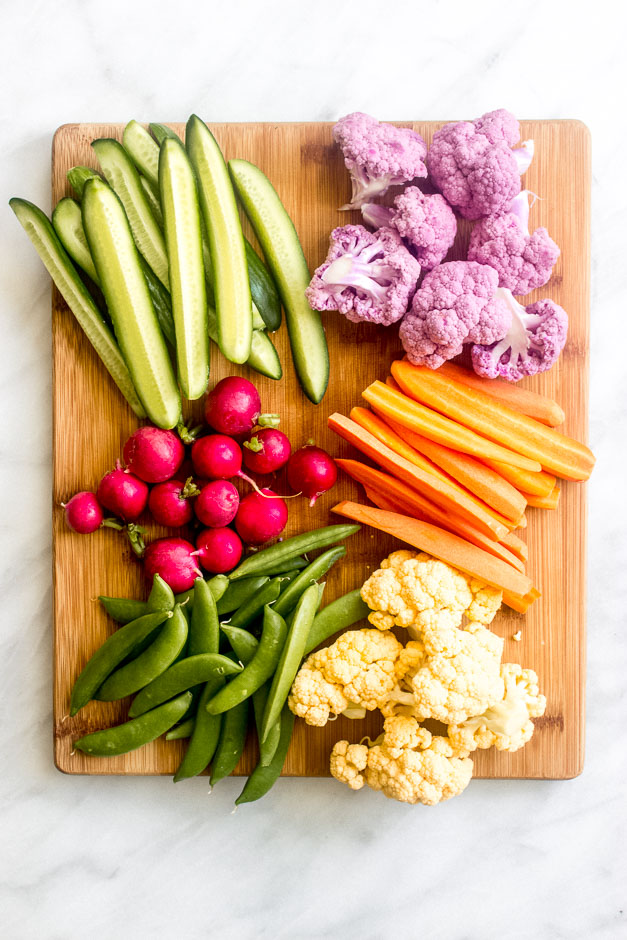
[
  {"xmin": 333, "ymin": 113, "xmax": 427, "ymax": 211},
  {"xmin": 426, "ymin": 109, "xmax": 534, "ymax": 221},
  {"xmin": 471, "ymin": 288, "xmax": 568, "ymax": 381},
  {"xmin": 362, "ymin": 187, "xmax": 457, "ymax": 271},
  {"xmin": 399, "ymin": 261, "xmax": 511, "ymax": 369},
  {"xmin": 306, "ymin": 224, "xmax": 421, "ymax": 326}
]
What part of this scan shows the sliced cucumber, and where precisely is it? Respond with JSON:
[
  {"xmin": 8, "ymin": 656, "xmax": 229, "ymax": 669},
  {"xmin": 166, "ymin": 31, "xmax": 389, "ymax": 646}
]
[
  {"xmin": 10, "ymin": 197, "xmax": 145, "ymax": 418},
  {"xmin": 150, "ymin": 123, "xmax": 180, "ymax": 145},
  {"xmin": 52, "ymin": 197, "xmax": 100, "ymax": 284},
  {"xmin": 248, "ymin": 328, "xmax": 282, "ymax": 380},
  {"xmin": 122, "ymin": 120, "xmax": 160, "ymax": 189},
  {"xmin": 92, "ymin": 138, "xmax": 169, "ymax": 289},
  {"xmin": 159, "ymin": 137, "xmax": 209, "ymax": 400},
  {"xmin": 251, "ymin": 305, "xmax": 266, "ymax": 330},
  {"xmin": 139, "ymin": 257, "xmax": 176, "ymax": 347},
  {"xmin": 186, "ymin": 115, "xmax": 252, "ymax": 365},
  {"xmin": 82, "ymin": 178, "xmax": 180, "ymax": 428},
  {"xmin": 228, "ymin": 159, "xmax": 329, "ymax": 403},
  {"xmin": 67, "ymin": 165, "xmax": 101, "ymax": 198},
  {"xmin": 245, "ymin": 239, "xmax": 281, "ymax": 332},
  {"xmin": 139, "ymin": 176, "xmax": 163, "ymax": 228}
]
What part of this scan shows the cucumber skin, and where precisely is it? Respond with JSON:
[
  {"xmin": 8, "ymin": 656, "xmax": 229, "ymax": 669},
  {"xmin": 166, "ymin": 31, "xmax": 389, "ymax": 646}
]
[
  {"xmin": 150, "ymin": 123, "xmax": 180, "ymax": 145},
  {"xmin": 52, "ymin": 197, "xmax": 100, "ymax": 284},
  {"xmin": 123, "ymin": 120, "xmax": 160, "ymax": 188},
  {"xmin": 10, "ymin": 197, "xmax": 145, "ymax": 418},
  {"xmin": 228, "ymin": 159, "xmax": 329, "ymax": 403},
  {"xmin": 81, "ymin": 178, "xmax": 181, "ymax": 429},
  {"xmin": 248, "ymin": 330, "xmax": 282, "ymax": 380},
  {"xmin": 245, "ymin": 240, "xmax": 281, "ymax": 332}
]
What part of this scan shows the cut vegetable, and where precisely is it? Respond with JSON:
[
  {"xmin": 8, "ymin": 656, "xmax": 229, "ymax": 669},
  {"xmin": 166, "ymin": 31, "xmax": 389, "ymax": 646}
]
[
  {"xmin": 331, "ymin": 500, "xmax": 534, "ymax": 600},
  {"xmin": 245, "ymin": 239, "xmax": 281, "ymax": 332},
  {"xmin": 82, "ymin": 178, "xmax": 180, "ymax": 428},
  {"xmin": 247, "ymin": 329, "xmax": 282, "ymax": 380},
  {"xmin": 481, "ymin": 458, "xmax": 557, "ymax": 498},
  {"xmin": 522, "ymin": 483, "xmax": 561, "ymax": 509},
  {"xmin": 391, "ymin": 360, "xmax": 595, "ymax": 481},
  {"xmin": 159, "ymin": 136, "xmax": 209, "ymax": 399},
  {"xmin": 92, "ymin": 137, "xmax": 169, "ymax": 289},
  {"xmin": 364, "ymin": 380, "xmax": 541, "ymax": 473},
  {"xmin": 503, "ymin": 586, "xmax": 541, "ymax": 614},
  {"xmin": 139, "ymin": 176, "xmax": 164, "ymax": 228},
  {"xmin": 150, "ymin": 122, "xmax": 180, "ymax": 145},
  {"xmin": 349, "ymin": 406, "xmax": 450, "ymax": 483},
  {"xmin": 123, "ymin": 119, "xmax": 160, "ymax": 189},
  {"xmin": 10, "ymin": 197, "xmax": 145, "ymax": 418},
  {"xmin": 229, "ymin": 158, "xmax": 329, "ymax": 403},
  {"xmin": 329, "ymin": 413, "xmax": 509, "ymax": 541},
  {"xmin": 52, "ymin": 197, "xmax": 100, "ymax": 284},
  {"xmin": 437, "ymin": 361, "xmax": 566, "ymax": 427},
  {"xmin": 67, "ymin": 165, "xmax": 101, "ymax": 198},
  {"xmin": 186, "ymin": 115, "xmax": 252, "ymax": 364}
]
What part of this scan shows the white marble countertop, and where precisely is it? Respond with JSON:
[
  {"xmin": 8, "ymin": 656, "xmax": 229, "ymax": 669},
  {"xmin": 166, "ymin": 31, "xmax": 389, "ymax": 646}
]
[{"xmin": 1, "ymin": 1, "xmax": 625, "ymax": 937}]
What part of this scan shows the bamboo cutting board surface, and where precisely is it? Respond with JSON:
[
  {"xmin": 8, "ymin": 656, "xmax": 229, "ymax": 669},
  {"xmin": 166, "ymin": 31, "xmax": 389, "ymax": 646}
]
[{"xmin": 52, "ymin": 120, "xmax": 590, "ymax": 780}]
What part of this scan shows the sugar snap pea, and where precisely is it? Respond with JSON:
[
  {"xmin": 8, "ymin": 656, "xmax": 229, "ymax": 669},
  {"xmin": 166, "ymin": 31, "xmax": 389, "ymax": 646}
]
[
  {"xmin": 173, "ymin": 676, "xmax": 224, "ymax": 782},
  {"xmin": 175, "ymin": 573, "xmax": 229, "ymax": 610},
  {"xmin": 96, "ymin": 604, "xmax": 188, "ymax": 702},
  {"xmin": 220, "ymin": 625, "xmax": 259, "ymax": 663},
  {"xmin": 129, "ymin": 653, "xmax": 242, "ymax": 717},
  {"xmin": 235, "ymin": 704, "xmax": 295, "ymax": 805},
  {"xmin": 251, "ymin": 683, "xmax": 281, "ymax": 766},
  {"xmin": 75, "ymin": 692, "xmax": 192, "ymax": 758},
  {"xmin": 226, "ymin": 577, "xmax": 281, "ymax": 629},
  {"xmin": 207, "ymin": 606, "xmax": 287, "ymax": 715},
  {"xmin": 70, "ymin": 610, "xmax": 172, "ymax": 716},
  {"xmin": 260, "ymin": 584, "xmax": 318, "ymax": 741},
  {"xmin": 273, "ymin": 547, "xmax": 345, "ymax": 618},
  {"xmin": 304, "ymin": 589, "xmax": 370, "ymax": 655},
  {"xmin": 216, "ymin": 576, "xmax": 269, "ymax": 615},
  {"xmin": 209, "ymin": 699, "xmax": 249, "ymax": 786},
  {"xmin": 99, "ymin": 574, "xmax": 175, "ymax": 624},
  {"xmin": 166, "ymin": 717, "xmax": 195, "ymax": 741},
  {"xmin": 229, "ymin": 525, "xmax": 360, "ymax": 581},
  {"xmin": 188, "ymin": 578, "xmax": 220, "ymax": 656}
]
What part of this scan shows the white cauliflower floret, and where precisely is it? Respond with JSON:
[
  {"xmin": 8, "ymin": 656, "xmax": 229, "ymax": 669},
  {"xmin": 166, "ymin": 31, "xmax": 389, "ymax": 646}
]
[
  {"xmin": 331, "ymin": 716, "xmax": 474, "ymax": 805},
  {"xmin": 381, "ymin": 621, "xmax": 505, "ymax": 725},
  {"xmin": 448, "ymin": 663, "xmax": 547, "ymax": 753},
  {"xmin": 288, "ymin": 628, "xmax": 404, "ymax": 726},
  {"xmin": 360, "ymin": 550, "xmax": 502, "ymax": 637},
  {"xmin": 329, "ymin": 740, "xmax": 369, "ymax": 790}
]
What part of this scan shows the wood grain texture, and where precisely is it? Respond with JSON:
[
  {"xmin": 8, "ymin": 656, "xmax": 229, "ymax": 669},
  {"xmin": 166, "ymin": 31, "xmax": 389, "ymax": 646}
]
[{"xmin": 52, "ymin": 120, "xmax": 590, "ymax": 779}]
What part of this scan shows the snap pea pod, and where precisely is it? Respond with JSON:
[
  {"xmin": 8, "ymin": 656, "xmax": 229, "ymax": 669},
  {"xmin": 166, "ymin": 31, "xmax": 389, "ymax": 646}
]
[
  {"xmin": 99, "ymin": 574, "xmax": 175, "ymax": 624},
  {"xmin": 251, "ymin": 682, "xmax": 281, "ymax": 766},
  {"xmin": 235, "ymin": 704, "xmax": 295, "ymax": 805},
  {"xmin": 175, "ymin": 574, "xmax": 230, "ymax": 610},
  {"xmin": 233, "ymin": 556, "xmax": 309, "ymax": 581},
  {"xmin": 304, "ymin": 589, "xmax": 370, "ymax": 656},
  {"xmin": 129, "ymin": 653, "xmax": 242, "ymax": 717},
  {"xmin": 166, "ymin": 717, "xmax": 195, "ymax": 741},
  {"xmin": 75, "ymin": 692, "xmax": 192, "ymax": 758},
  {"xmin": 70, "ymin": 610, "xmax": 172, "ymax": 716},
  {"xmin": 225, "ymin": 578, "xmax": 281, "ymax": 629},
  {"xmin": 173, "ymin": 675, "xmax": 224, "ymax": 782},
  {"xmin": 229, "ymin": 525, "xmax": 360, "ymax": 581},
  {"xmin": 260, "ymin": 584, "xmax": 318, "ymax": 741},
  {"xmin": 209, "ymin": 699, "xmax": 249, "ymax": 786},
  {"xmin": 220, "ymin": 625, "xmax": 259, "ymax": 663},
  {"xmin": 207, "ymin": 606, "xmax": 287, "ymax": 715},
  {"xmin": 216, "ymin": 576, "xmax": 269, "ymax": 615},
  {"xmin": 96, "ymin": 604, "xmax": 188, "ymax": 702},
  {"xmin": 273, "ymin": 547, "xmax": 345, "ymax": 618},
  {"xmin": 188, "ymin": 578, "xmax": 220, "ymax": 656}
]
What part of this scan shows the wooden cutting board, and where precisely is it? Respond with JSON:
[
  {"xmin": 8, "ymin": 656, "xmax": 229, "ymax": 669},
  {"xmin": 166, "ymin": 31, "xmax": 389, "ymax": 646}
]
[{"xmin": 52, "ymin": 120, "xmax": 590, "ymax": 779}]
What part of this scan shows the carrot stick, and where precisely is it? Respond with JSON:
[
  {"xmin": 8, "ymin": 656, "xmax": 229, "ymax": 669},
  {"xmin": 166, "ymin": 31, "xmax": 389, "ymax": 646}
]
[
  {"xmin": 349, "ymin": 467, "xmax": 527, "ymax": 573},
  {"xmin": 329, "ymin": 413, "xmax": 510, "ymax": 541},
  {"xmin": 381, "ymin": 416, "xmax": 527, "ymax": 524},
  {"xmin": 349, "ymin": 407, "xmax": 450, "ymax": 483},
  {"xmin": 363, "ymin": 380, "xmax": 542, "ymax": 473},
  {"xmin": 437, "ymin": 362, "xmax": 566, "ymax": 427},
  {"xmin": 391, "ymin": 360, "xmax": 595, "ymax": 482},
  {"xmin": 331, "ymin": 500, "xmax": 534, "ymax": 599},
  {"xmin": 500, "ymin": 530, "xmax": 528, "ymax": 564},
  {"xmin": 481, "ymin": 458, "xmax": 557, "ymax": 498},
  {"xmin": 502, "ymin": 587, "xmax": 541, "ymax": 614},
  {"xmin": 522, "ymin": 483, "xmax": 561, "ymax": 510}
]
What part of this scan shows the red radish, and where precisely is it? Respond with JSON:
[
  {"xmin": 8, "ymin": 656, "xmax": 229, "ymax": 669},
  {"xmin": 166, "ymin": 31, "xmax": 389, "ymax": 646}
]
[
  {"xmin": 97, "ymin": 466, "xmax": 148, "ymax": 521},
  {"xmin": 205, "ymin": 377, "xmax": 262, "ymax": 436},
  {"xmin": 235, "ymin": 489, "xmax": 288, "ymax": 546},
  {"xmin": 123, "ymin": 426, "xmax": 185, "ymax": 483},
  {"xmin": 62, "ymin": 491, "xmax": 103, "ymax": 534},
  {"xmin": 287, "ymin": 445, "xmax": 338, "ymax": 507},
  {"xmin": 144, "ymin": 537, "xmax": 200, "ymax": 592},
  {"xmin": 194, "ymin": 527, "xmax": 243, "ymax": 574},
  {"xmin": 148, "ymin": 478, "xmax": 199, "ymax": 528},
  {"xmin": 195, "ymin": 481, "xmax": 240, "ymax": 528},
  {"xmin": 191, "ymin": 434, "xmax": 243, "ymax": 480},
  {"xmin": 243, "ymin": 428, "xmax": 292, "ymax": 475}
]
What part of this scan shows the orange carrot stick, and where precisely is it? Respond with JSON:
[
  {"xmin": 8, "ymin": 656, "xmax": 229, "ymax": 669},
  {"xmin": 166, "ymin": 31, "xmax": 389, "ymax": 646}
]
[
  {"xmin": 331, "ymin": 500, "xmax": 534, "ymax": 599},
  {"xmin": 500, "ymin": 530, "xmax": 528, "ymax": 564},
  {"xmin": 437, "ymin": 362, "xmax": 566, "ymax": 427},
  {"xmin": 363, "ymin": 380, "xmax": 542, "ymax": 473},
  {"xmin": 349, "ymin": 407, "xmax": 450, "ymax": 483},
  {"xmin": 502, "ymin": 587, "xmax": 542, "ymax": 614},
  {"xmin": 522, "ymin": 483, "xmax": 561, "ymax": 510},
  {"xmin": 329, "ymin": 413, "xmax": 510, "ymax": 541},
  {"xmin": 391, "ymin": 360, "xmax": 595, "ymax": 482},
  {"xmin": 482, "ymin": 458, "xmax": 557, "ymax": 498},
  {"xmin": 381, "ymin": 417, "xmax": 527, "ymax": 524}
]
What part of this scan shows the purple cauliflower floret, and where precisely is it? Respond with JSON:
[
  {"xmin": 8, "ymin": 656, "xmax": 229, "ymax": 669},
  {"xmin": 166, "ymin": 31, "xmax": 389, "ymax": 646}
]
[
  {"xmin": 471, "ymin": 289, "xmax": 568, "ymax": 382},
  {"xmin": 467, "ymin": 191, "xmax": 560, "ymax": 295},
  {"xmin": 306, "ymin": 224, "xmax": 421, "ymax": 326},
  {"xmin": 399, "ymin": 261, "xmax": 511, "ymax": 368},
  {"xmin": 426, "ymin": 109, "xmax": 534, "ymax": 221},
  {"xmin": 333, "ymin": 112, "xmax": 427, "ymax": 210},
  {"xmin": 362, "ymin": 187, "xmax": 457, "ymax": 271}
]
